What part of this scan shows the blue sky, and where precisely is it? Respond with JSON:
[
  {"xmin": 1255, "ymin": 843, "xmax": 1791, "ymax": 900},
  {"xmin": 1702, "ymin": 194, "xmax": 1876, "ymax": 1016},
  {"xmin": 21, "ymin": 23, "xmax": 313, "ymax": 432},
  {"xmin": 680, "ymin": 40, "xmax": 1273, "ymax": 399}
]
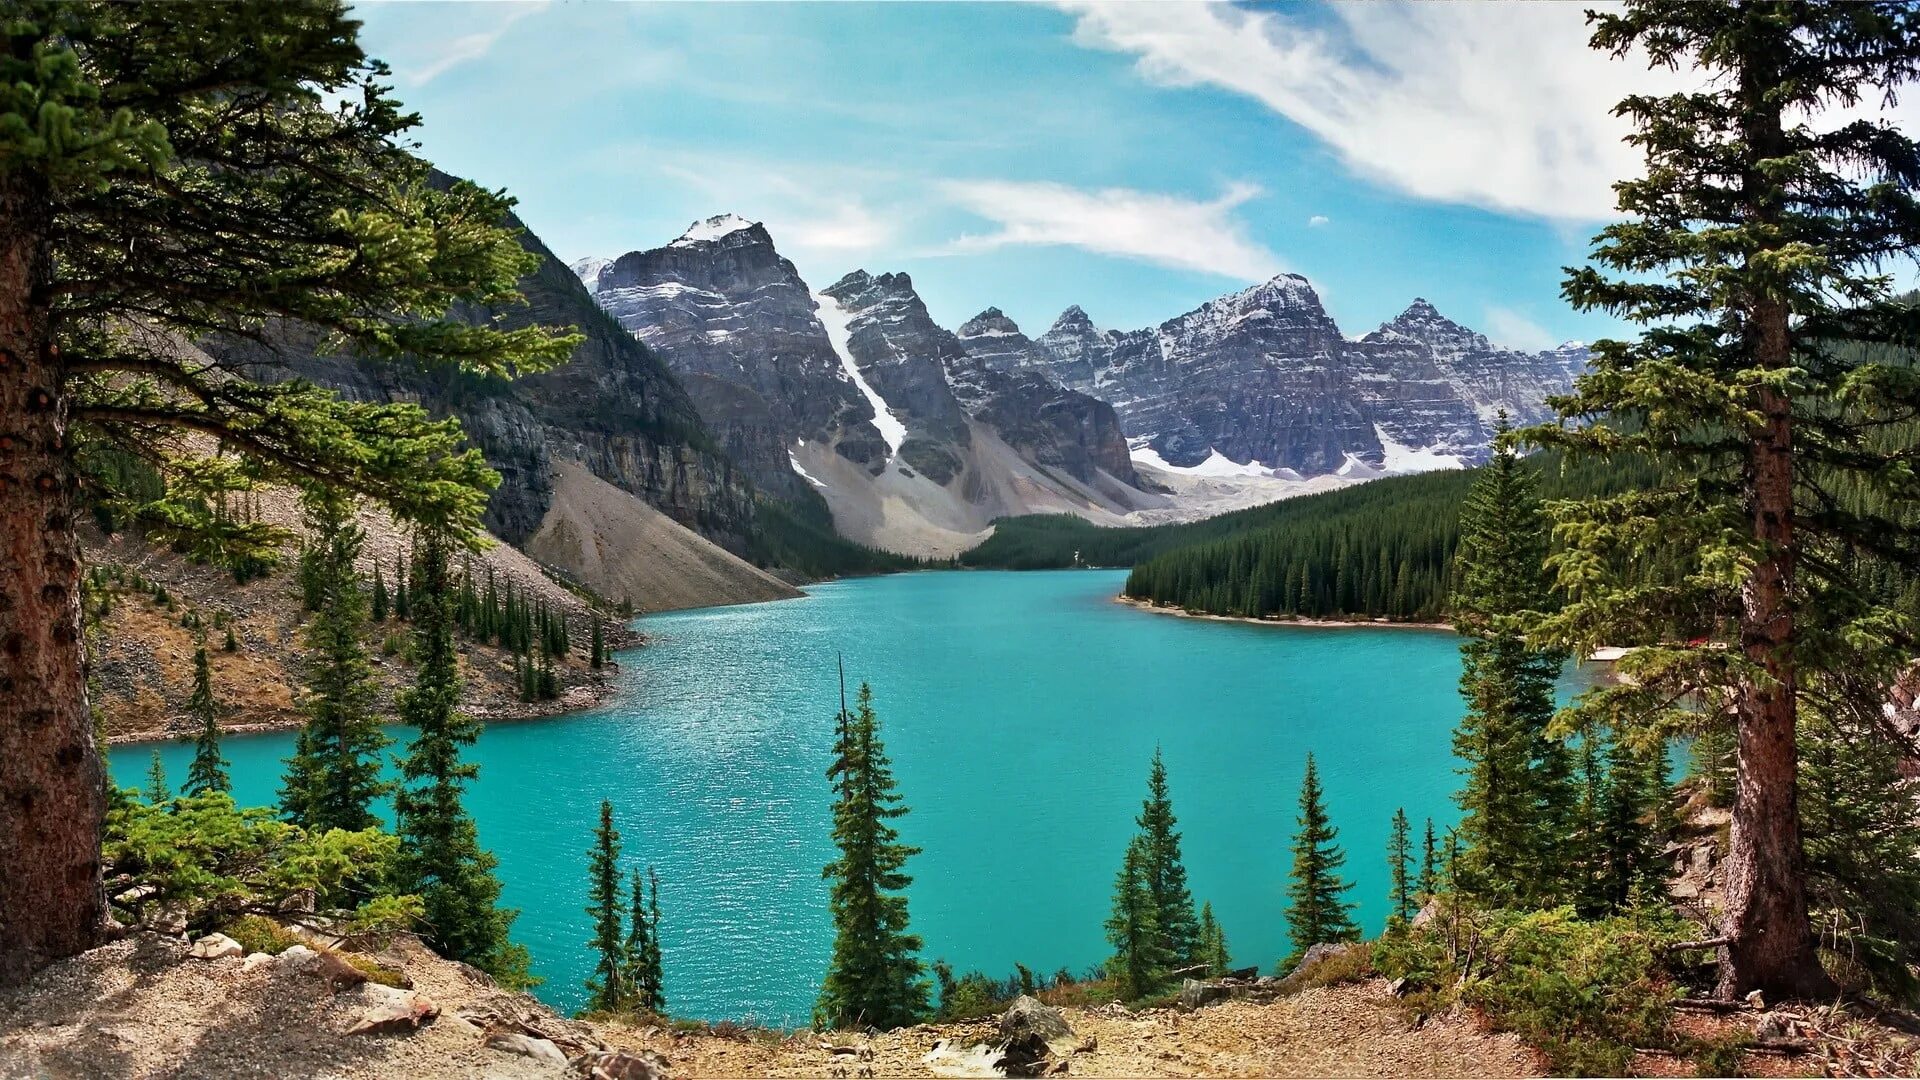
[{"xmin": 350, "ymin": 2, "xmax": 1711, "ymax": 347}]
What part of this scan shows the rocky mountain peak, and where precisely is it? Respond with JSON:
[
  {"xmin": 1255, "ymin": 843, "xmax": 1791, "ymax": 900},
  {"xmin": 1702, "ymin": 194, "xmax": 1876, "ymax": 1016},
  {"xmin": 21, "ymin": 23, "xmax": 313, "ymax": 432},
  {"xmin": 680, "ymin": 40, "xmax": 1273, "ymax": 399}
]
[
  {"xmin": 957, "ymin": 307, "xmax": 1024, "ymax": 341},
  {"xmin": 1369, "ymin": 297, "xmax": 1489, "ymax": 355},
  {"xmin": 671, "ymin": 212, "xmax": 764, "ymax": 248},
  {"xmin": 569, "ymin": 256, "xmax": 611, "ymax": 294}
]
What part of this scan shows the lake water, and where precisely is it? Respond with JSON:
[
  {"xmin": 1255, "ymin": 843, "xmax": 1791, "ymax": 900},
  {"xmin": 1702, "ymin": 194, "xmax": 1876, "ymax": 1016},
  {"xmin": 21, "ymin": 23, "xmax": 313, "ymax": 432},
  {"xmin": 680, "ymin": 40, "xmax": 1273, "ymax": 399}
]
[{"xmin": 115, "ymin": 569, "xmax": 1489, "ymax": 1023}]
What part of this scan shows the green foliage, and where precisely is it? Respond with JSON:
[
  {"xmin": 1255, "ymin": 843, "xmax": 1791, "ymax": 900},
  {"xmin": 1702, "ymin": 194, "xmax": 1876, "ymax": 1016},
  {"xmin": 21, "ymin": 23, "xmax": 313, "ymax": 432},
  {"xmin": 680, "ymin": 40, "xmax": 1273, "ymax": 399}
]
[
  {"xmin": 1105, "ymin": 834, "xmax": 1173, "ymax": 1001},
  {"xmin": 103, "ymin": 790, "xmax": 401, "ymax": 933},
  {"xmin": 391, "ymin": 527, "xmax": 533, "ymax": 988},
  {"xmin": 1386, "ymin": 809, "xmax": 1414, "ymax": 924},
  {"xmin": 1134, "ymin": 749, "xmax": 1200, "ymax": 963},
  {"xmin": 1375, "ymin": 903, "xmax": 1686, "ymax": 1076},
  {"xmin": 1417, "ymin": 818, "xmax": 1438, "ymax": 903},
  {"xmin": 816, "ymin": 682, "xmax": 930, "ymax": 1030},
  {"xmin": 371, "ymin": 564, "xmax": 389, "ymax": 624},
  {"xmin": 1450, "ymin": 434, "xmax": 1579, "ymax": 909},
  {"xmin": 623, "ymin": 867, "xmax": 665, "ymax": 1016},
  {"xmin": 1196, "ymin": 901, "xmax": 1230, "ymax": 977},
  {"xmin": 1283, "ymin": 754, "xmax": 1358, "ymax": 969},
  {"xmin": 280, "ymin": 491, "xmax": 390, "ymax": 833},
  {"xmin": 583, "ymin": 800, "xmax": 626, "ymax": 1014},
  {"xmin": 589, "ymin": 619, "xmax": 606, "ymax": 670},
  {"xmin": 343, "ymin": 953, "xmax": 410, "ymax": 988},
  {"xmin": 183, "ymin": 647, "xmax": 228, "ymax": 797},
  {"xmin": 142, "ymin": 751, "xmax": 170, "ymax": 806},
  {"xmin": 224, "ymin": 914, "xmax": 302, "ymax": 956}
]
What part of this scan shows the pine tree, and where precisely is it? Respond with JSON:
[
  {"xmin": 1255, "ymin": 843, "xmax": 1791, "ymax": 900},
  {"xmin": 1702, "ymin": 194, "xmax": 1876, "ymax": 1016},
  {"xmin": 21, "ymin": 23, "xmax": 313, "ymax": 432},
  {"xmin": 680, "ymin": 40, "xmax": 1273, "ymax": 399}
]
[
  {"xmin": 1196, "ymin": 901, "xmax": 1231, "ymax": 977},
  {"xmin": 590, "ymin": 620, "xmax": 606, "ymax": 670},
  {"xmin": 142, "ymin": 751, "xmax": 170, "ymax": 806},
  {"xmin": 1104, "ymin": 835, "xmax": 1170, "ymax": 999},
  {"xmin": 372, "ymin": 564, "xmax": 389, "ymax": 623},
  {"xmin": 1450, "ymin": 425, "xmax": 1576, "ymax": 909},
  {"xmin": 392, "ymin": 527, "xmax": 533, "ymax": 987},
  {"xmin": 583, "ymin": 800, "xmax": 625, "ymax": 1013},
  {"xmin": 816, "ymin": 682, "xmax": 929, "ymax": 1030},
  {"xmin": 619, "ymin": 868, "xmax": 650, "ymax": 1014},
  {"xmin": 0, "ymin": 4, "xmax": 578, "ymax": 981},
  {"xmin": 1598, "ymin": 730, "xmax": 1668, "ymax": 911},
  {"xmin": 1527, "ymin": 0, "xmax": 1920, "ymax": 999},
  {"xmin": 183, "ymin": 647, "xmax": 228, "ymax": 796},
  {"xmin": 1282, "ymin": 754, "xmax": 1357, "ymax": 969},
  {"xmin": 222, "ymin": 625, "xmax": 239, "ymax": 653},
  {"xmin": 1417, "ymin": 818, "xmax": 1438, "ymax": 903},
  {"xmin": 1135, "ymin": 748, "xmax": 1200, "ymax": 963},
  {"xmin": 280, "ymin": 492, "xmax": 389, "ymax": 833},
  {"xmin": 1387, "ymin": 808, "xmax": 1415, "ymax": 923},
  {"xmin": 633, "ymin": 867, "xmax": 665, "ymax": 1015}
]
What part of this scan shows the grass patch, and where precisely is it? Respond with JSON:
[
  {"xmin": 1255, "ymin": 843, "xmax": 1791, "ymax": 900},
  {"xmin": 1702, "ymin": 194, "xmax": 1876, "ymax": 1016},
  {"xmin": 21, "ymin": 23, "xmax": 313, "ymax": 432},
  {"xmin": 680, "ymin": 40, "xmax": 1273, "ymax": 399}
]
[
  {"xmin": 342, "ymin": 952, "xmax": 409, "ymax": 988},
  {"xmin": 1276, "ymin": 943, "xmax": 1374, "ymax": 995}
]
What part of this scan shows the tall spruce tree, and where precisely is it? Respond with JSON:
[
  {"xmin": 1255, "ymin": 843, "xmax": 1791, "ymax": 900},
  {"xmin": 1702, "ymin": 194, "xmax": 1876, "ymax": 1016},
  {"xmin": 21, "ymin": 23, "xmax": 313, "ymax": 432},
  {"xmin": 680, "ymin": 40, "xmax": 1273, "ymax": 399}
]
[
  {"xmin": 371, "ymin": 564, "xmax": 389, "ymax": 624},
  {"xmin": 1528, "ymin": 0, "xmax": 1920, "ymax": 998},
  {"xmin": 182, "ymin": 647, "xmax": 228, "ymax": 796},
  {"xmin": 583, "ymin": 800, "xmax": 625, "ymax": 1013},
  {"xmin": 0, "ymin": 2, "xmax": 576, "ymax": 984},
  {"xmin": 1135, "ymin": 748, "xmax": 1200, "ymax": 963},
  {"xmin": 1450, "ymin": 426, "xmax": 1576, "ymax": 908},
  {"xmin": 280, "ymin": 491, "xmax": 389, "ymax": 832},
  {"xmin": 1282, "ymin": 754, "xmax": 1358, "ymax": 969},
  {"xmin": 816, "ymin": 682, "xmax": 929, "ymax": 1030},
  {"xmin": 392, "ymin": 527, "xmax": 532, "ymax": 987},
  {"xmin": 1104, "ymin": 835, "xmax": 1170, "ymax": 1000},
  {"xmin": 1196, "ymin": 901, "xmax": 1231, "ymax": 977},
  {"xmin": 633, "ymin": 867, "xmax": 665, "ymax": 1015},
  {"xmin": 1417, "ymin": 818, "xmax": 1438, "ymax": 903},
  {"xmin": 1387, "ymin": 808, "xmax": 1415, "ymax": 923}
]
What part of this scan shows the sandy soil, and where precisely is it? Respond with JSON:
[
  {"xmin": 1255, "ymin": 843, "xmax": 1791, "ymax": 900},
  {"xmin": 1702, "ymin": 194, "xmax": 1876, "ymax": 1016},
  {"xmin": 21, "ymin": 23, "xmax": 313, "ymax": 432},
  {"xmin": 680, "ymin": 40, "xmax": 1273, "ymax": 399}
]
[{"xmin": 526, "ymin": 460, "xmax": 801, "ymax": 614}]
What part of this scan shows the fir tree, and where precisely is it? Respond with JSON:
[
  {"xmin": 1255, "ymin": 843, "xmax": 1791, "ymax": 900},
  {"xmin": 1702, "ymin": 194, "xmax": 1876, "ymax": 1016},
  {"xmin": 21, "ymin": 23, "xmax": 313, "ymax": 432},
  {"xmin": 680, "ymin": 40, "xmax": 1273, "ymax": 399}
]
[
  {"xmin": 183, "ymin": 647, "xmax": 228, "ymax": 796},
  {"xmin": 816, "ymin": 682, "xmax": 929, "ymax": 1030},
  {"xmin": 1450, "ymin": 425, "xmax": 1576, "ymax": 909},
  {"xmin": 392, "ymin": 527, "xmax": 533, "ymax": 988},
  {"xmin": 280, "ymin": 492, "xmax": 389, "ymax": 833},
  {"xmin": 1282, "ymin": 754, "xmax": 1357, "ymax": 969},
  {"xmin": 1597, "ymin": 730, "xmax": 1668, "ymax": 911},
  {"xmin": 222, "ymin": 625, "xmax": 239, "ymax": 653},
  {"xmin": 1135, "ymin": 748, "xmax": 1200, "ymax": 962},
  {"xmin": 1386, "ymin": 808, "xmax": 1415, "ymax": 923},
  {"xmin": 142, "ymin": 751, "xmax": 170, "ymax": 806},
  {"xmin": 372, "ymin": 564, "xmax": 389, "ymax": 624},
  {"xmin": 631, "ymin": 867, "xmax": 665, "ymax": 1015},
  {"xmin": 1104, "ymin": 835, "xmax": 1170, "ymax": 1000},
  {"xmin": 1526, "ymin": 0, "xmax": 1920, "ymax": 999},
  {"xmin": 1417, "ymin": 818, "xmax": 1438, "ymax": 903},
  {"xmin": 590, "ymin": 620, "xmax": 606, "ymax": 670},
  {"xmin": 583, "ymin": 800, "xmax": 625, "ymax": 1013},
  {"xmin": 1196, "ymin": 901, "xmax": 1231, "ymax": 977}
]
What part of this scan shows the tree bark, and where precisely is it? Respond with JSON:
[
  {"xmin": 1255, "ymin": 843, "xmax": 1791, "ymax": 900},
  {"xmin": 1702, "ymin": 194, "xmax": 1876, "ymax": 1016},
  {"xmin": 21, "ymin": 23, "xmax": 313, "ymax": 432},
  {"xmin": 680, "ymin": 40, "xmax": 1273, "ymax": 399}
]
[
  {"xmin": 1715, "ymin": 304, "xmax": 1830, "ymax": 1001},
  {"xmin": 0, "ymin": 168, "xmax": 104, "ymax": 986}
]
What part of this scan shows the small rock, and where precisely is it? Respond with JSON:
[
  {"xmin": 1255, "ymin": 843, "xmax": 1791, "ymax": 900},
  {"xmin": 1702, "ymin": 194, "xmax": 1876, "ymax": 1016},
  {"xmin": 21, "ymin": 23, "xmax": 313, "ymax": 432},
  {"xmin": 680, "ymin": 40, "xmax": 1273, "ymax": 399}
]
[
  {"xmin": 188, "ymin": 933, "xmax": 242, "ymax": 960},
  {"xmin": 484, "ymin": 1031, "xmax": 569, "ymax": 1068},
  {"xmin": 1754, "ymin": 1011, "xmax": 1791, "ymax": 1040},
  {"xmin": 1410, "ymin": 898, "xmax": 1442, "ymax": 930},
  {"xmin": 1745, "ymin": 989, "xmax": 1766, "ymax": 1010},
  {"xmin": 346, "ymin": 985, "xmax": 439, "ymax": 1036},
  {"xmin": 579, "ymin": 1049, "xmax": 672, "ymax": 1080},
  {"xmin": 1178, "ymin": 978, "xmax": 1233, "ymax": 1010},
  {"xmin": 242, "ymin": 952, "xmax": 274, "ymax": 973}
]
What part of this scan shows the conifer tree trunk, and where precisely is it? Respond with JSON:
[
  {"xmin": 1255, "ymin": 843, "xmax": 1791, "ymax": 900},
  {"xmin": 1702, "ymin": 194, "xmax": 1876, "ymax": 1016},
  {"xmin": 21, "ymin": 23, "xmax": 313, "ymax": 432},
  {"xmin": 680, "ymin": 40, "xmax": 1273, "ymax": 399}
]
[{"xmin": 0, "ymin": 170, "xmax": 104, "ymax": 984}]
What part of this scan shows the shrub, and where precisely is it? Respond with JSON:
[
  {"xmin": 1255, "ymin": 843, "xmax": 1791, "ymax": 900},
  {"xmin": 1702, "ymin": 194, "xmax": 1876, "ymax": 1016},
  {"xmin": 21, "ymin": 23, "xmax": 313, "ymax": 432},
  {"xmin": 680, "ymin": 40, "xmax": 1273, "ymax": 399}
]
[
  {"xmin": 1276, "ymin": 942, "xmax": 1373, "ymax": 995},
  {"xmin": 343, "ymin": 953, "xmax": 409, "ymax": 988},
  {"xmin": 1375, "ymin": 901, "xmax": 1686, "ymax": 1076},
  {"xmin": 224, "ymin": 914, "xmax": 301, "ymax": 955}
]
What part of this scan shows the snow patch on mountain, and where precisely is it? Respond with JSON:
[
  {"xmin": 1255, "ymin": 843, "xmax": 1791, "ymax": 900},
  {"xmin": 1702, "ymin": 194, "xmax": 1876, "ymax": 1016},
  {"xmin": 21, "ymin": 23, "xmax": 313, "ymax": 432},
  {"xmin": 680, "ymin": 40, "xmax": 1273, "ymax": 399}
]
[
  {"xmin": 673, "ymin": 213, "xmax": 758, "ymax": 247},
  {"xmin": 1131, "ymin": 444, "xmax": 1275, "ymax": 479},
  {"xmin": 1374, "ymin": 425, "xmax": 1468, "ymax": 474},
  {"xmin": 569, "ymin": 256, "xmax": 610, "ymax": 293},
  {"xmin": 814, "ymin": 291, "xmax": 907, "ymax": 455}
]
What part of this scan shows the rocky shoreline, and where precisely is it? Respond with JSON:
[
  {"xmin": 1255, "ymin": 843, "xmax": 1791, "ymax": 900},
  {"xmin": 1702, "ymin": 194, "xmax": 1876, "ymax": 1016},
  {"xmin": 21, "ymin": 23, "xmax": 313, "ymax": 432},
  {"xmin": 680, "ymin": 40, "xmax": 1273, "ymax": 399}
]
[{"xmin": 1112, "ymin": 595, "xmax": 1453, "ymax": 632}]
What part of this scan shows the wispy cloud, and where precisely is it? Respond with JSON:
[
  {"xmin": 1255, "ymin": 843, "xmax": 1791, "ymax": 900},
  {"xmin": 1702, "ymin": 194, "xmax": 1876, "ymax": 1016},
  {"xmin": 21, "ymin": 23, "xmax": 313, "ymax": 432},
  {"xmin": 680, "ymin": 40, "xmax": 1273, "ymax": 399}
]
[
  {"xmin": 1056, "ymin": 1, "xmax": 1699, "ymax": 222},
  {"xmin": 1484, "ymin": 306, "xmax": 1558, "ymax": 352},
  {"xmin": 1307, "ymin": 214, "xmax": 1329, "ymax": 228},
  {"xmin": 938, "ymin": 179, "xmax": 1282, "ymax": 280},
  {"xmin": 404, "ymin": 1, "xmax": 550, "ymax": 86}
]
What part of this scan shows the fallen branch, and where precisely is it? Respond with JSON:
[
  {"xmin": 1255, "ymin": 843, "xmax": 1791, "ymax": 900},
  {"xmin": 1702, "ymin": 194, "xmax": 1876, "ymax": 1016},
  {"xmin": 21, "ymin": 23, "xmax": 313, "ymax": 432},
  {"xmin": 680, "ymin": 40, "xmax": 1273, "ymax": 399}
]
[{"xmin": 1664, "ymin": 937, "xmax": 1729, "ymax": 952}]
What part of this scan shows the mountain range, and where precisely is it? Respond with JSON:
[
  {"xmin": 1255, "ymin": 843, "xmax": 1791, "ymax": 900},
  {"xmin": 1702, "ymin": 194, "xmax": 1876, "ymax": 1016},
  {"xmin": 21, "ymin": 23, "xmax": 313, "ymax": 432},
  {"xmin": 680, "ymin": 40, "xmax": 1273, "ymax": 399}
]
[{"xmin": 571, "ymin": 213, "xmax": 1585, "ymax": 555}]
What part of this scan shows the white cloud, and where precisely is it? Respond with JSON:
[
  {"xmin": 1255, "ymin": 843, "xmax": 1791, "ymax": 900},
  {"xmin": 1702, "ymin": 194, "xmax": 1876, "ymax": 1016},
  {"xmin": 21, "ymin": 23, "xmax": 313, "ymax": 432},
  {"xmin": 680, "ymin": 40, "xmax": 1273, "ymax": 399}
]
[
  {"xmin": 1483, "ymin": 306, "xmax": 1558, "ymax": 352},
  {"xmin": 1307, "ymin": 214, "xmax": 1329, "ymax": 228},
  {"xmin": 1057, "ymin": 1, "xmax": 1696, "ymax": 222},
  {"xmin": 938, "ymin": 179, "xmax": 1282, "ymax": 280},
  {"xmin": 404, "ymin": 1, "xmax": 549, "ymax": 86}
]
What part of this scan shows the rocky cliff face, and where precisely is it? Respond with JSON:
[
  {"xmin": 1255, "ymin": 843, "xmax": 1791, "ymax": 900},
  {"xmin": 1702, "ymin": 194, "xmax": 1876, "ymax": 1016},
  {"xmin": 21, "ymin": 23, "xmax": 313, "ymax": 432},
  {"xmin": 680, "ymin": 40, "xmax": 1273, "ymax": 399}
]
[
  {"xmin": 203, "ymin": 196, "xmax": 759, "ymax": 552},
  {"xmin": 953, "ymin": 309, "xmax": 1140, "ymax": 487},
  {"xmin": 1030, "ymin": 279, "xmax": 1586, "ymax": 474},
  {"xmin": 580, "ymin": 215, "xmax": 887, "ymax": 499}
]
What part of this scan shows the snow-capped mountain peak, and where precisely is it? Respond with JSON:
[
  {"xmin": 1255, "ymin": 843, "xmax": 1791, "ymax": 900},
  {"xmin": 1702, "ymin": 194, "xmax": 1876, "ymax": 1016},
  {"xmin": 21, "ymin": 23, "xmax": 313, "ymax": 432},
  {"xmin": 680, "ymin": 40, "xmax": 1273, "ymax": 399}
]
[
  {"xmin": 672, "ymin": 213, "xmax": 760, "ymax": 247},
  {"xmin": 570, "ymin": 256, "xmax": 611, "ymax": 293}
]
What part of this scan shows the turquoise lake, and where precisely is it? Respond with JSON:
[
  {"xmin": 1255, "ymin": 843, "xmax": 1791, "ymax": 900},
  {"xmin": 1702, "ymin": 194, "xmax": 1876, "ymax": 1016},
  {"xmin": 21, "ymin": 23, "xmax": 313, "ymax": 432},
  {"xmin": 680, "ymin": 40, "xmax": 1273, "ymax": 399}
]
[{"xmin": 115, "ymin": 569, "xmax": 1488, "ymax": 1024}]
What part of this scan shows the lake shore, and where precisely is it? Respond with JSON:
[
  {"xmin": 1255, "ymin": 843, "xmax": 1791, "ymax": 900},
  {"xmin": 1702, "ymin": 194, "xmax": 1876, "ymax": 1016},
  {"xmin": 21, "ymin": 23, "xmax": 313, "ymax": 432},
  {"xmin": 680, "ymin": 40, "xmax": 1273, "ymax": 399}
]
[{"xmin": 1112, "ymin": 595, "xmax": 1454, "ymax": 632}]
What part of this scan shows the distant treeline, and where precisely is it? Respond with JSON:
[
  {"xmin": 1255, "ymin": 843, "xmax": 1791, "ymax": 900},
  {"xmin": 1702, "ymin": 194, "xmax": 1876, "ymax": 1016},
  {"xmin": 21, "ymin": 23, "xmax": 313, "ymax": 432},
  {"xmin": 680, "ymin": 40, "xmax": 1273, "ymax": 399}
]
[{"xmin": 745, "ymin": 495, "xmax": 926, "ymax": 580}]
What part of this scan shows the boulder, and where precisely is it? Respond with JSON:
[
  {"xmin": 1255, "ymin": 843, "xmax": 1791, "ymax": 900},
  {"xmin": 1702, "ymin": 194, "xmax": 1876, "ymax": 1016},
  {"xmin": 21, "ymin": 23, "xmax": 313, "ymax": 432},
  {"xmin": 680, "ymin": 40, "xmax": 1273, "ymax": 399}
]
[
  {"xmin": 242, "ymin": 952, "xmax": 275, "ymax": 973},
  {"xmin": 578, "ymin": 1049, "xmax": 672, "ymax": 1080},
  {"xmin": 485, "ymin": 1031, "xmax": 569, "ymax": 1069},
  {"xmin": 1285, "ymin": 942, "xmax": 1361, "ymax": 981},
  {"xmin": 1179, "ymin": 978, "xmax": 1233, "ymax": 1010},
  {"xmin": 1410, "ymin": 898, "xmax": 1442, "ymax": 930},
  {"xmin": 188, "ymin": 933, "xmax": 242, "ymax": 960},
  {"xmin": 997, "ymin": 995, "xmax": 1078, "ymax": 1078},
  {"xmin": 346, "ymin": 985, "xmax": 439, "ymax": 1036}
]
